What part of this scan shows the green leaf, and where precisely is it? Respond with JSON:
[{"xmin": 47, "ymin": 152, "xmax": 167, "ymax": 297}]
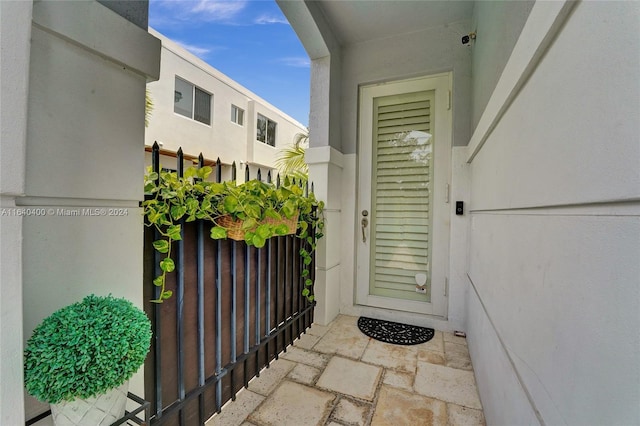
[
  {"xmin": 241, "ymin": 218, "xmax": 258, "ymax": 231},
  {"xmin": 184, "ymin": 167, "xmax": 197, "ymax": 179},
  {"xmin": 162, "ymin": 290, "xmax": 173, "ymax": 300},
  {"xmin": 152, "ymin": 240, "xmax": 169, "ymax": 253},
  {"xmin": 223, "ymin": 195, "xmax": 239, "ymax": 213},
  {"xmin": 170, "ymin": 205, "xmax": 187, "ymax": 220},
  {"xmin": 273, "ymin": 224, "xmax": 289, "ymax": 235},
  {"xmin": 160, "ymin": 257, "xmax": 175, "ymax": 272},
  {"xmin": 305, "ymin": 279, "xmax": 313, "ymax": 287},
  {"xmin": 197, "ymin": 166, "xmax": 213, "ymax": 179},
  {"xmin": 153, "ymin": 276, "xmax": 164, "ymax": 287},
  {"xmin": 303, "ymin": 256, "xmax": 312, "ymax": 266},
  {"xmin": 281, "ymin": 200, "xmax": 297, "ymax": 218},
  {"xmin": 244, "ymin": 202, "xmax": 261, "ymax": 219},
  {"xmin": 167, "ymin": 224, "xmax": 182, "ymax": 240},
  {"xmin": 252, "ymin": 234, "xmax": 266, "ymax": 248},
  {"xmin": 264, "ymin": 208, "xmax": 280, "ymax": 220},
  {"xmin": 302, "ymin": 269, "xmax": 309, "ymax": 277},
  {"xmin": 302, "ymin": 288, "xmax": 310, "ymax": 297},
  {"xmin": 210, "ymin": 226, "xmax": 227, "ymax": 239},
  {"xmin": 255, "ymin": 224, "xmax": 271, "ymax": 239}
]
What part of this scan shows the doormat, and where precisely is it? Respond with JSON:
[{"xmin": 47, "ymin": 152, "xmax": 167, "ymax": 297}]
[{"xmin": 357, "ymin": 317, "xmax": 434, "ymax": 346}]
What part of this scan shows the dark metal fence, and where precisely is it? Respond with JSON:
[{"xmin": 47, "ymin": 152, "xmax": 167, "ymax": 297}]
[{"xmin": 143, "ymin": 143, "xmax": 316, "ymax": 425}]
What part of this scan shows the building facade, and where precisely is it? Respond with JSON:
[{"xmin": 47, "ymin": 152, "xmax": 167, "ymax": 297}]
[{"xmin": 145, "ymin": 29, "xmax": 307, "ymax": 180}]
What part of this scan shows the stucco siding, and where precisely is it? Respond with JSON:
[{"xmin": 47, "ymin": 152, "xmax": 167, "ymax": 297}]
[
  {"xmin": 467, "ymin": 1, "xmax": 640, "ymax": 424},
  {"xmin": 341, "ymin": 22, "xmax": 472, "ymax": 152}
]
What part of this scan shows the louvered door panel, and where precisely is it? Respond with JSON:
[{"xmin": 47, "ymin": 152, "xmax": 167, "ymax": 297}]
[{"xmin": 370, "ymin": 90, "xmax": 434, "ymax": 301}]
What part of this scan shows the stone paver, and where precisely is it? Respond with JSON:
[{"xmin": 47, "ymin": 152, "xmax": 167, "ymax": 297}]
[
  {"xmin": 288, "ymin": 363, "xmax": 321, "ymax": 385},
  {"xmin": 316, "ymin": 356, "xmax": 382, "ymax": 401},
  {"xmin": 281, "ymin": 346, "xmax": 330, "ymax": 368},
  {"xmin": 417, "ymin": 349, "xmax": 446, "ymax": 366},
  {"xmin": 444, "ymin": 341, "xmax": 473, "ymax": 371},
  {"xmin": 415, "ymin": 330, "xmax": 445, "ymax": 354},
  {"xmin": 447, "ymin": 403, "xmax": 486, "ymax": 425},
  {"xmin": 443, "ymin": 332, "xmax": 468, "ymax": 346},
  {"xmin": 414, "ymin": 362, "xmax": 482, "ymax": 409},
  {"xmin": 212, "ymin": 315, "xmax": 484, "ymax": 426},
  {"xmin": 294, "ymin": 332, "xmax": 322, "ymax": 350},
  {"xmin": 382, "ymin": 369, "xmax": 414, "ymax": 392},
  {"xmin": 248, "ymin": 381, "xmax": 335, "ymax": 426},
  {"xmin": 246, "ymin": 359, "xmax": 296, "ymax": 396},
  {"xmin": 371, "ymin": 386, "xmax": 447, "ymax": 426},
  {"xmin": 361, "ymin": 339, "xmax": 418, "ymax": 373},
  {"xmin": 206, "ymin": 389, "xmax": 264, "ymax": 426},
  {"xmin": 307, "ymin": 323, "xmax": 331, "ymax": 337},
  {"xmin": 331, "ymin": 397, "xmax": 370, "ymax": 425},
  {"xmin": 313, "ymin": 315, "xmax": 371, "ymax": 359}
]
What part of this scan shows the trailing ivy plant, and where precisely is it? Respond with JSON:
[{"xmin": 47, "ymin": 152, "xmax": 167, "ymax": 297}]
[
  {"xmin": 142, "ymin": 166, "xmax": 324, "ymax": 303},
  {"xmin": 24, "ymin": 295, "xmax": 152, "ymax": 404}
]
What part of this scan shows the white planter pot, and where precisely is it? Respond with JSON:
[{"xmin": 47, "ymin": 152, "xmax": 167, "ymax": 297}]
[{"xmin": 50, "ymin": 381, "xmax": 129, "ymax": 426}]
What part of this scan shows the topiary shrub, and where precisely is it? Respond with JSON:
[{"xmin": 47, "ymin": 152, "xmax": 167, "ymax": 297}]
[{"xmin": 24, "ymin": 295, "xmax": 152, "ymax": 404}]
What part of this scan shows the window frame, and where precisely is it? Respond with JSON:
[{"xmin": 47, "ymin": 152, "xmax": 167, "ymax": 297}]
[
  {"xmin": 174, "ymin": 76, "xmax": 212, "ymax": 126},
  {"xmin": 231, "ymin": 105, "xmax": 244, "ymax": 126},
  {"xmin": 256, "ymin": 113, "xmax": 277, "ymax": 147}
]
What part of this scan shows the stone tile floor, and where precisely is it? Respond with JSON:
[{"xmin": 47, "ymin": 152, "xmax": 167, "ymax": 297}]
[{"xmin": 207, "ymin": 315, "xmax": 485, "ymax": 426}]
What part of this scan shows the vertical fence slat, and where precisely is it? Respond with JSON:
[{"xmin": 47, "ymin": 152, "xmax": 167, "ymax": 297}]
[
  {"xmin": 255, "ymin": 245, "xmax": 261, "ymax": 378},
  {"xmin": 197, "ymin": 154, "xmax": 205, "ymax": 425},
  {"xmin": 215, "ymin": 161, "xmax": 223, "ymax": 413},
  {"xmin": 151, "ymin": 143, "xmax": 163, "ymax": 420},
  {"xmin": 230, "ymin": 240, "xmax": 237, "ymax": 400},
  {"xmin": 243, "ymin": 244, "xmax": 250, "ymax": 388},
  {"xmin": 265, "ymin": 239, "xmax": 272, "ymax": 368},
  {"xmin": 176, "ymin": 149, "xmax": 186, "ymax": 426}
]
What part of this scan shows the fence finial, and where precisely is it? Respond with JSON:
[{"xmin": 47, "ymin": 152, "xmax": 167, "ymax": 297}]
[
  {"xmin": 257, "ymin": 169, "xmax": 262, "ymax": 181},
  {"xmin": 244, "ymin": 164, "xmax": 250, "ymax": 182},
  {"xmin": 216, "ymin": 158, "xmax": 222, "ymax": 183},
  {"xmin": 267, "ymin": 170, "xmax": 272, "ymax": 184},
  {"xmin": 177, "ymin": 148, "xmax": 184, "ymax": 177},
  {"xmin": 198, "ymin": 153, "xmax": 204, "ymax": 168}
]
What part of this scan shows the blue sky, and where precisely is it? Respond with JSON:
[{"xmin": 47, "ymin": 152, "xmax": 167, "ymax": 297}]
[{"xmin": 149, "ymin": 0, "xmax": 310, "ymax": 126}]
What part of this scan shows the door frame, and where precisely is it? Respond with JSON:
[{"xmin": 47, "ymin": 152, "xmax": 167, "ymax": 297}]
[{"xmin": 355, "ymin": 73, "xmax": 452, "ymax": 317}]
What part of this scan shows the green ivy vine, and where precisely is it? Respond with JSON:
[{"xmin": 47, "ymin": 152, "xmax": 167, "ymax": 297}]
[{"xmin": 142, "ymin": 166, "xmax": 324, "ymax": 303}]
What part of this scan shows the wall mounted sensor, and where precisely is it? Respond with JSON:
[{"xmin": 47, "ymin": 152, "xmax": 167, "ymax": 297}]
[
  {"xmin": 456, "ymin": 201, "xmax": 464, "ymax": 215},
  {"xmin": 462, "ymin": 32, "xmax": 476, "ymax": 45}
]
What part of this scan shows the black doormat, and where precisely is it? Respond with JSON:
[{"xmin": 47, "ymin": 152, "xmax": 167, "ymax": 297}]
[{"xmin": 357, "ymin": 317, "xmax": 434, "ymax": 346}]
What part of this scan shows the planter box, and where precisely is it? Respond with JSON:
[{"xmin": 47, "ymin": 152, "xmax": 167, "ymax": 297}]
[{"xmin": 218, "ymin": 213, "xmax": 299, "ymax": 241}]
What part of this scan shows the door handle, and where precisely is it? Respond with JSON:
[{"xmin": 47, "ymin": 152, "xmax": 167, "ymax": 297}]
[{"xmin": 361, "ymin": 217, "xmax": 368, "ymax": 243}]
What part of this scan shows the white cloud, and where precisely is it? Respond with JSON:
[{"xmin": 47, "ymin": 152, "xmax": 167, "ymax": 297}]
[
  {"xmin": 254, "ymin": 14, "xmax": 289, "ymax": 25},
  {"xmin": 176, "ymin": 41, "xmax": 212, "ymax": 57},
  {"xmin": 190, "ymin": 0, "xmax": 248, "ymax": 21},
  {"xmin": 278, "ymin": 57, "xmax": 311, "ymax": 68},
  {"xmin": 152, "ymin": 0, "xmax": 248, "ymax": 23}
]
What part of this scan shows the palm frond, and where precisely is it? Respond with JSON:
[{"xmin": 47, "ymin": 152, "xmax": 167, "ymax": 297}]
[
  {"xmin": 145, "ymin": 89, "xmax": 154, "ymax": 127},
  {"xmin": 276, "ymin": 130, "xmax": 309, "ymax": 182}
]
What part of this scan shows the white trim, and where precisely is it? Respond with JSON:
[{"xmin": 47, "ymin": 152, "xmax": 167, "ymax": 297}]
[
  {"xmin": 466, "ymin": 0, "xmax": 576, "ymax": 163},
  {"xmin": 32, "ymin": 1, "xmax": 160, "ymax": 79},
  {"xmin": 305, "ymin": 145, "xmax": 344, "ymax": 167}
]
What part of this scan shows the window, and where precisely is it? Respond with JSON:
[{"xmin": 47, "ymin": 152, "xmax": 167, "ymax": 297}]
[
  {"xmin": 174, "ymin": 77, "xmax": 211, "ymax": 125},
  {"xmin": 257, "ymin": 114, "xmax": 277, "ymax": 146},
  {"xmin": 231, "ymin": 105, "xmax": 244, "ymax": 126}
]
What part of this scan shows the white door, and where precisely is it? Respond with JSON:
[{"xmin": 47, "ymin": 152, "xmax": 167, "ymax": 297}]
[{"xmin": 356, "ymin": 74, "xmax": 451, "ymax": 316}]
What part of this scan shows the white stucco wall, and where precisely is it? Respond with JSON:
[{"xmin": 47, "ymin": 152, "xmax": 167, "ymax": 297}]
[
  {"xmin": 145, "ymin": 30, "xmax": 306, "ymax": 173},
  {"xmin": 0, "ymin": 1, "xmax": 32, "ymax": 422},
  {"xmin": 3, "ymin": 1, "xmax": 161, "ymax": 422},
  {"xmin": 466, "ymin": 1, "xmax": 640, "ymax": 424}
]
